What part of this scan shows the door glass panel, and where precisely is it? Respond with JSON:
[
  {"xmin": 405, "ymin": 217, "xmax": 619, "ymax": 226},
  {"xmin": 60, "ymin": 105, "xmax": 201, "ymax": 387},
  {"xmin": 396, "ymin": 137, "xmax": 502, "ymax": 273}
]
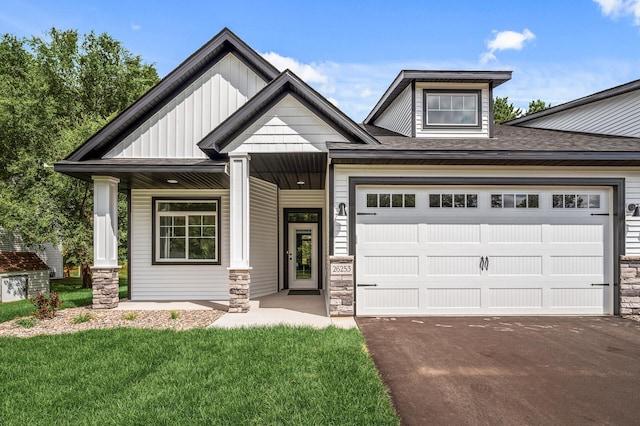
[{"xmin": 296, "ymin": 229, "xmax": 313, "ymax": 280}]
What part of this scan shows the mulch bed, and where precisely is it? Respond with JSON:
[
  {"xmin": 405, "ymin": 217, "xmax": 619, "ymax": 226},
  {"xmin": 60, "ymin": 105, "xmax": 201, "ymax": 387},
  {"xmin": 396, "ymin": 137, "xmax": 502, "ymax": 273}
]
[{"xmin": 0, "ymin": 307, "xmax": 224, "ymax": 338}]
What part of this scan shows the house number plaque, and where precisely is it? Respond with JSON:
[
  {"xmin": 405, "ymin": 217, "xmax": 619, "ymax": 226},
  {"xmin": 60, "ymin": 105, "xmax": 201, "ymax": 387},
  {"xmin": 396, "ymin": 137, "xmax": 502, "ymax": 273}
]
[{"xmin": 331, "ymin": 264, "xmax": 352, "ymax": 275}]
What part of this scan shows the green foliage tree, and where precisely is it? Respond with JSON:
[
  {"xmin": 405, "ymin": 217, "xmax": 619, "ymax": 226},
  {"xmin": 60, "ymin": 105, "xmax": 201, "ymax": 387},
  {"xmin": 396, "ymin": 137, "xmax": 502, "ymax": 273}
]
[
  {"xmin": 493, "ymin": 96, "xmax": 522, "ymax": 124},
  {"xmin": 0, "ymin": 28, "xmax": 159, "ymax": 279},
  {"xmin": 526, "ymin": 99, "xmax": 551, "ymax": 115}
]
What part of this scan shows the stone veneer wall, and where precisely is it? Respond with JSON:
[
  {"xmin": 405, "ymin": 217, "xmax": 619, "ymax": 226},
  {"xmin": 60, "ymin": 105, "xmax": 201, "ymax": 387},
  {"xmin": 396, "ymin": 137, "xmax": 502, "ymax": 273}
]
[
  {"xmin": 621, "ymin": 256, "xmax": 640, "ymax": 315},
  {"xmin": 329, "ymin": 256, "xmax": 354, "ymax": 316},
  {"xmin": 91, "ymin": 267, "xmax": 120, "ymax": 309},
  {"xmin": 229, "ymin": 269, "xmax": 250, "ymax": 313}
]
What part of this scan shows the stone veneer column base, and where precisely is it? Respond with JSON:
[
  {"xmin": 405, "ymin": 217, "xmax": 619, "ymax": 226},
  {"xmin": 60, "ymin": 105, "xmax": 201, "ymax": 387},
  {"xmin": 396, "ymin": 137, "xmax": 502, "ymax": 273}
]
[
  {"xmin": 91, "ymin": 266, "xmax": 121, "ymax": 309},
  {"xmin": 229, "ymin": 269, "xmax": 251, "ymax": 313},
  {"xmin": 329, "ymin": 256, "xmax": 354, "ymax": 316},
  {"xmin": 621, "ymin": 256, "xmax": 640, "ymax": 315}
]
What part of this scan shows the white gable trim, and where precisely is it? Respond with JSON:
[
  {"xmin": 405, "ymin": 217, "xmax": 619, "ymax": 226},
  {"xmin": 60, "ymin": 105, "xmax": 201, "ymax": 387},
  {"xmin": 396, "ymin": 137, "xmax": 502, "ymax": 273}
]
[
  {"xmin": 223, "ymin": 95, "xmax": 348, "ymax": 154},
  {"xmin": 105, "ymin": 53, "xmax": 267, "ymax": 159}
]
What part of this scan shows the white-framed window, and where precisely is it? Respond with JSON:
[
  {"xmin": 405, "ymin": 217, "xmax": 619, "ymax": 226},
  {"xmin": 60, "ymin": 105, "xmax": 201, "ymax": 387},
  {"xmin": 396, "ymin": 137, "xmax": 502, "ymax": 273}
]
[
  {"xmin": 424, "ymin": 90, "xmax": 480, "ymax": 127},
  {"xmin": 153, "ymin": 198, "xmax": 220, "ymax": 264},
  {"xmin": 552, "ymin": 194, "xmax": 601, "ymax": 209},
  {"xmin": 366, "ymin": 193, "xmax": 416, "ymax": 208},
  {"xmin": 491, "ymin": 193, "xmax": 539, "ymax": 209},
  {"xmin": 429, "ymin": 193, "xmax": 478, "ymax": 208}
]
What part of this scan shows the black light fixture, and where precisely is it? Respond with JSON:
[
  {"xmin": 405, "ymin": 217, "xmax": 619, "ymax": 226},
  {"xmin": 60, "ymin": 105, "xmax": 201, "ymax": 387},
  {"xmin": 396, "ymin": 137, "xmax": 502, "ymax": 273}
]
[
  {"xmin": 337, "ymin": 202, "xmax": 347, "ymax": 216},
  {"xmin": 629, "ymin": 203, "xmax": 640, "ymax": 217}
]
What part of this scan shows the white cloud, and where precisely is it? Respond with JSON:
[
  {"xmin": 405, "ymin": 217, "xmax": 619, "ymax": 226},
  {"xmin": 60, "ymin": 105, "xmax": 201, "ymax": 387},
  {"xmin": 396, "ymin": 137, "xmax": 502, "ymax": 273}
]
[
  {"xmin": 480, "ymin": 29, "xmax": 535, "ymax": 64},
  {"xmin": 261, "ymin": 52, "xmax": 329, "ymax": 84},
  {"xmin": 130, "ymin": 23, "xmax": 141, "ymax": 31},
  {"xmin": 594, "ymin": 0, "xmax": 640, "ymax": 24}
]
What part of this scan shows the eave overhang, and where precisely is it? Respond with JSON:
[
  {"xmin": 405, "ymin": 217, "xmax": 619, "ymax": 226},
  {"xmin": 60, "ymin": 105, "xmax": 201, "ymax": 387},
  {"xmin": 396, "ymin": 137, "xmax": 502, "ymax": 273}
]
[
  {"xmin": 198, "ymin": 70, "xmax": 379, "ymax": 155},
  {"xmin": 365, "ymin": 70, "xmax": 512, "ymax": 124}
]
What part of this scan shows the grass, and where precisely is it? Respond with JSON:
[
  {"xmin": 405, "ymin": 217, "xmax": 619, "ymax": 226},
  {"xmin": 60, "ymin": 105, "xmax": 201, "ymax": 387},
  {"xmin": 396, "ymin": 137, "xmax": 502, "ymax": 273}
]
[
  {"xmin": 71, "ymin": 312, "xmax": 94, "ymax": 324},
  {"xmin": 0, "ymin": 326, "xmax": 399, "ymax": 425},
  {"xmin": 0, "ymin": 277, "xmax": 128, "ymax": 323}
]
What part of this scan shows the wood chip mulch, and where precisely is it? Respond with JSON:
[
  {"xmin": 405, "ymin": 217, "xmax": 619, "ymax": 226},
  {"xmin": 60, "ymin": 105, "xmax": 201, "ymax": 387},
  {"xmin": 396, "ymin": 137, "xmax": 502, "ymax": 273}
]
[{"xmin": 0, "ymin": 307, "xmax": 224, "ymax": 338}]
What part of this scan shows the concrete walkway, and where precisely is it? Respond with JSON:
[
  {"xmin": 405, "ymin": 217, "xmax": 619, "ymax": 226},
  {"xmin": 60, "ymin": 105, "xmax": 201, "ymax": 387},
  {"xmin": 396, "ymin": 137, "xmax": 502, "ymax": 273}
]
[{"xmin": 115, "ymin": 291, "xmax": 357, "ymax": 329}]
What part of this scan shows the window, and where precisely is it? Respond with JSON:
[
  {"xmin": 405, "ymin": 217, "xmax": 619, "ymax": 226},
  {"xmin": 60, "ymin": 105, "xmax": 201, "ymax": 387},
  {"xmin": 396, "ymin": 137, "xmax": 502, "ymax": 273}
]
[
  {"xmin": 429, "ymin": 193, "xmax": 477, "ymax": 208},
  {"xmin": 424, "ymin": 90, "xmax": 480, "ymax": 127},
  {"xmin": 552, "ymin": 194, "xmax": 600, "ymax": 209},
  {"xmin": 366, "ymin": 193, "xmax": 415, "ymax": 208},
  {"xmin": 153, "ymin": 199, "xmax": 220, "ymax": 264},
  {"xmin": 491, "ymin": 194, "xmax": 539, "ymax": 208}
]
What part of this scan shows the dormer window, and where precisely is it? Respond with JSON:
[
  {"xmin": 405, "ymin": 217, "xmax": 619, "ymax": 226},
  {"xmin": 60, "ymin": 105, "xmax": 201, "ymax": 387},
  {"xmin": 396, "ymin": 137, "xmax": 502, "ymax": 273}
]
[{"xmin": 424, "ymin": 90, "xmax": 481, "ymax": 128}]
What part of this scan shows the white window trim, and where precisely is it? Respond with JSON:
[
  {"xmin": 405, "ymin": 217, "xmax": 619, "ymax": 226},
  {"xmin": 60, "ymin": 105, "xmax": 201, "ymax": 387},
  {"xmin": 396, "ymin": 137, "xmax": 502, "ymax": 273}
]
[
  {"xmin": 423, "ymin": 90, "xmax": 481, "ymax": 128},
  {"xmin": 152, "ymin": 198, "xmax": 221, "ymax": 265}
]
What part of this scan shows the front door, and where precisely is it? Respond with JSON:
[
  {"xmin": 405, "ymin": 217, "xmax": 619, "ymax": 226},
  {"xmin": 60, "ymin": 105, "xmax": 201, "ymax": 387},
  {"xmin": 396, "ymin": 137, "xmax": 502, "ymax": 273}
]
[{"xmin": 288, "ymin": 223, "xmax": 318, "ymax": 289}]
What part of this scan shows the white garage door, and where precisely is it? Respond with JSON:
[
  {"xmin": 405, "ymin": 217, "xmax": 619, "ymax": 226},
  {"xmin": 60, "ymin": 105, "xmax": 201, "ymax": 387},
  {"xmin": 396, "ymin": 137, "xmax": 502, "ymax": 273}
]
[{"xmin": 355, "ymin": 186, "xmax": 613, "ymax": 316}]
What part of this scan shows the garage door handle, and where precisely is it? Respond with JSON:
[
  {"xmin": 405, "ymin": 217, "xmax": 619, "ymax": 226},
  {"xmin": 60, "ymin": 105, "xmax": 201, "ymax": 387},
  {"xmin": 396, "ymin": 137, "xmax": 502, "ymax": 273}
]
[
  {"xmin": 591, "ymin": 283, "xmax": 610, "ymax": 286},
  {"xmin": 357, "ymin": 283, "xmax": 378, "ymax": 287},
  {"xmin": 479, "ymin": 256, "xmax": 489, "ymax": 271},
  {"xmin": 357, "ymin": 212, "xmax": 377, "ymax": 216}
]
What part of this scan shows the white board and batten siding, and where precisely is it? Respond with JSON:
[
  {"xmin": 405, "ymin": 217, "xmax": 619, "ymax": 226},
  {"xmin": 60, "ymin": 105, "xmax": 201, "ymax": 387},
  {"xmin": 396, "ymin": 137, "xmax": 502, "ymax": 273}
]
[
  {"xmin": 106, "ymin": 53, "xmax": 267, "ymax": 159},
  {"xmin": 374, "ymin": 85, "xmax": 412, "ymax": 136},
  {"xmin": 520, "ymin": 90, "xmax": 640, "ymax": 138},
  {"xmin": 415, "ymin": 83, "xmax": 490, "ymax": 138},
  {"xmin": 249, "ymin": 177, "xmax": 278, "ymax": 298},
  {"xmin": 222, "ymin": 95, "xmax": 348, "ymax": 154},
  {"xmin": 626, "ymin": 175, "xmax": 640, "ymax": 254},
  {"xmin": 130, "ymin": 189, "xmax": 230, "ymax": 300},
  {"xmin": 278, "ymin": 190, "xmax": 327, "ymax": 291}
]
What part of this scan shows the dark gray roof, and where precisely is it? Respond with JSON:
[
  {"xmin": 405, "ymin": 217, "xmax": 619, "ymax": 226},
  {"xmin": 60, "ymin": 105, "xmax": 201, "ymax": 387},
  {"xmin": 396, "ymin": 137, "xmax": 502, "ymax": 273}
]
[
  {"xmin": 506, "ymin": 78, "xmax": 640, "ymax": 125},
  {"xmin": 327, "ymin": 124, "xmax": 640, "ymax": 164},
  {"xmin": 65, "ymin": 28, "xmax": 279, "ymax": 162},
  {"xmin": 198, "ymin": 70, "xmax": 379, "ymax": 154},
  {"xmin": 365, "ymin": 70, "xmax": 512, "ymax": 124}
]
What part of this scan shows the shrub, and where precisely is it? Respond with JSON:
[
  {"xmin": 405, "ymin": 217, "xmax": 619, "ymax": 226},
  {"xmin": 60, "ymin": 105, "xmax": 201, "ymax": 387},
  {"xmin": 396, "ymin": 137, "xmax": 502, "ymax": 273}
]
[
  {"xmin": 15, "ymin": 318, "xmax": 38, "ymax": 328},
  {"xmin": 71, "ymin": 313, "xmax": 93, "ymax": 324},
  {"xmin": 170, "ymin": 310, "xmax": 180, "ymax": 320},
  {"xmin": 30, "ymin": 292, "xmax": 64, "ymax": 319},
  {"xmin": 123, "ymin": 312, "xmax": 138, "ymax": 321}
]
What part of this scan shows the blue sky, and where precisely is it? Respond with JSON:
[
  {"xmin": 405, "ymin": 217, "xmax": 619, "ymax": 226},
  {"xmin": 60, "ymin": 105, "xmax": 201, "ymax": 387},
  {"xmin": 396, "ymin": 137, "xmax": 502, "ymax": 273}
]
[{"xmin": 2, "ymin": 0, "xmax": 640, "ymax": 121}]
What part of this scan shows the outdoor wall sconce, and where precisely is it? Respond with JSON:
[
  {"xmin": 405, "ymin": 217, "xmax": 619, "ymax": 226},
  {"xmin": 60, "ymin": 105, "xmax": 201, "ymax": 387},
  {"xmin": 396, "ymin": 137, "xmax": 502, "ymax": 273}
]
[
  {"xmin": 337, "ymin": 202, "xmax": 347, "ymax": 217},
  {"xmin": 629, "ymin": 203, "xmax": 640, "ymax": 217}
]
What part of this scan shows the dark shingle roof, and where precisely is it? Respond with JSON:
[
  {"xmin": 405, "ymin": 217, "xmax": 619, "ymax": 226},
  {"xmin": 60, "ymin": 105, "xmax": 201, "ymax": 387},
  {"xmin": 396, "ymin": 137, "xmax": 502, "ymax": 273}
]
[
  {"xmin": 330, "ymin": 124, "xmax": 640, "ymax": 152},
  {"xmin": 0, "ymin": 252, "xmax": 49, "ymax": 273}
]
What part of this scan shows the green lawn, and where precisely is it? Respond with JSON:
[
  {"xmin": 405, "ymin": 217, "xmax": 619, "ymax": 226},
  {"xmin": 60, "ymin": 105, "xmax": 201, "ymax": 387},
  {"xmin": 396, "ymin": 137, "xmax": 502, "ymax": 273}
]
[
  {"xmin": 0, "ymin": 277, "xmax": 128, "ymax": 323},
  {"xmin": 0, "ymin": 326, "xmax": 399, "ymax": 425}
]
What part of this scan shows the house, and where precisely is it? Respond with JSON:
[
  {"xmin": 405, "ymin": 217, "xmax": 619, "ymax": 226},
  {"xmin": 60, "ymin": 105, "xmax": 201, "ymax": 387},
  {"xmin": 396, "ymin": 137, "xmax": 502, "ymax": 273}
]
[
  {"xmin": 0, "ymin": 228, "xmax": 64, "ymax": 279},
  {"xmin": 55, "ymin": 28, "xmax": 640, "ymax": 316},
  {"xmin": 0, "ymin": 252, "xmax": 50, "ymax": 303}
]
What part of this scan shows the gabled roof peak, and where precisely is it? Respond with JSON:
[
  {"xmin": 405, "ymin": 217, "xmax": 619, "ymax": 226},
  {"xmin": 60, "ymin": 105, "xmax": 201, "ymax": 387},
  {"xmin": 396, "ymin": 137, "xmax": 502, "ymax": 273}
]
[
  {"xmin": 65, "ymin": 27, "xmax": 279, "ymax": 161},
  {"xmin": 365, "ymin": 69, "xmax": 512, "ymax": 125}
]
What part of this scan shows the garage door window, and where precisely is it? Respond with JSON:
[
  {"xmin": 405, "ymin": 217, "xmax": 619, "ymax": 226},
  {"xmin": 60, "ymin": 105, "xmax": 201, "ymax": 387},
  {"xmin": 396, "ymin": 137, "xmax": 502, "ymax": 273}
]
[
  {"xmin": 367, "ymin": 193, "xmax": 415, "ymax": 208},
  {"xmin": 429, "ymin": 193, "xmax": 477, "ymax": 208},
  {"xmin": 491, "ymin": 193, "xmax": 539, "ymax": 208},
  {"xmin": 552, "ymin": 194, "xmax": 600, "ymax": 209}
]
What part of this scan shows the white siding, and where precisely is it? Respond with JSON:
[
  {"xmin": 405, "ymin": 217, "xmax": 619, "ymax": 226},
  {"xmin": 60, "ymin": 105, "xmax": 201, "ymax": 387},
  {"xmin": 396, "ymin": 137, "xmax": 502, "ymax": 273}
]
[
  {"xmin": 0, "ymin": 229, "xmax": 63, "ymax": 279},
  {"xmin": 375, "ymin": 85, "xmax": 412, "ymax": 136},
  {"xmin": 130, "ymin": 189, "xmax": 230, "ymax": 300},
  {"xmin": 520, "ymin": 90, "xmax": 640, "ymax": 137},
  {"xmin": 415, "ymin": 83, "xmax": 490, "ymax": 138},
  {"xmin": 333, "ymin": 165, "xmax": 640, "ymax": 256},
  {"xmin": 249, "ymin": 177, "xmax": 278, "ymax": 298},
  {"xmin": 278, "ymin": 189, "xmax": 326, "ymax": 291},
  {"xmin": 223, "ymin": 95, "xmax": 348, "ymax": 154},
  {"xmin": 106, "ymin": 53, "xmax": 267, "ymax": 159}
]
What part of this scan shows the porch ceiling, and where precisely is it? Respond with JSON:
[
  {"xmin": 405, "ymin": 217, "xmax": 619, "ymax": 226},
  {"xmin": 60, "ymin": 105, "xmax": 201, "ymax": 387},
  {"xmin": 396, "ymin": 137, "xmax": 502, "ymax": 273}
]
[{"xmin": 249, "ymin": 152, "xmax": 327, "ymax": 189}]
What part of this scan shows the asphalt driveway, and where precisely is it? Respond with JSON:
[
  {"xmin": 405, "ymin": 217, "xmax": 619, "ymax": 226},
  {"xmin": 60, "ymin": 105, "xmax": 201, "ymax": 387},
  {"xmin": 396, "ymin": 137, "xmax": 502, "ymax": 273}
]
[{"xmin": 357, "ymin": 316, "xmax": 640, "ymax": 426}]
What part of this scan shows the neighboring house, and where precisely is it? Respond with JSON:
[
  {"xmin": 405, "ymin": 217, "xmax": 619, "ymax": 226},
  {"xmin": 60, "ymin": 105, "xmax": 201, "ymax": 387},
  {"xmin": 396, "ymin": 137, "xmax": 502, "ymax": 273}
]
[
  {"xmin": 0, "ymin": 252, "xmax": 50, "ymax": 303},
  {"xmin": 55, "ymin": 28, "xmax": 640, "ymax": 316},
  {"xmin": 0, "ymin": 228, "xmax": 64, "ymax": 279}
]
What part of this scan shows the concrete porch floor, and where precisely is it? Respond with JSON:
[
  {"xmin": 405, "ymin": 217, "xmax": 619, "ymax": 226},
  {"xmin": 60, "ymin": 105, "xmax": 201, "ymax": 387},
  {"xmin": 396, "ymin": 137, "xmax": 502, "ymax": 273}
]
[{"xmin": 115, "ymin": 290, "xmax": 357, "ymax": 329}]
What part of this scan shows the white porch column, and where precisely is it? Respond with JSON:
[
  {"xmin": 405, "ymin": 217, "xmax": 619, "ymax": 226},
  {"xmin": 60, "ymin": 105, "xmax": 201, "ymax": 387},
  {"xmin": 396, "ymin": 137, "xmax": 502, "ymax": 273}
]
[
  {"xmin": 91, "ymin": 176, "xmax": 120, "ymax": 309},
  {"xmin": 228, "ymin": 153, "xmax": 251, "ymax": 312}
]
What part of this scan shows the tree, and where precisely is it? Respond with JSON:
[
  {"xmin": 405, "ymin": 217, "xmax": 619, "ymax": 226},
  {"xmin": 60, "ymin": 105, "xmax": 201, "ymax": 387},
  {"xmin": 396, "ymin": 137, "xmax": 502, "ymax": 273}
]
[
  {"xmin": 0, "ymin": 29, "xmax": 159, "ymax": 283},
  {"xmin": 526, "ymin": 99, "xmax": 551, "ymax": 115},
  {"xmin": 493, "ymin": 96, "xmax": 522, "ymax": 123}
]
